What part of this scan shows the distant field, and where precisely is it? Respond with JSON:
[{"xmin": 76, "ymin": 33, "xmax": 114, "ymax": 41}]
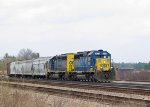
[{"xmin": 116, "ymin": 70, "xmax": 150, "ymax": 81}]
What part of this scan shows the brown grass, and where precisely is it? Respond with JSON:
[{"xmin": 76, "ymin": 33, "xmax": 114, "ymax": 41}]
[
  {"xmin": 115, "ymin": 70, "xmax": 150, "ymax": 81},
  {"xmin": 0, "ymin": 81, "xmax": 49, "ymax": 107}
]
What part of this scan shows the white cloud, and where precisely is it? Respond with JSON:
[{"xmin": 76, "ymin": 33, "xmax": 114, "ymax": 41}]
[{"xmin": 0, "ymin": 0, "xmax": 150, "ymax": 62}]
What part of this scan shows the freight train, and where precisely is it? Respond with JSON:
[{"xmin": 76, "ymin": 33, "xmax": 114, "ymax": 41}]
[{"xmin": 7, "ymin": 50, "xmax": 114, "ymax": 82}]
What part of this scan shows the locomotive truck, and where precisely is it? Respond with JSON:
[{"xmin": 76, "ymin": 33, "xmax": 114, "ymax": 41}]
[{"xmin": 7, "ymin": 50, "xmax": 114, "ymax": 82}]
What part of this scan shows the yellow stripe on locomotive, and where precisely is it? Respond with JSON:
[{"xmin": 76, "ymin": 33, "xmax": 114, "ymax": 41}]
[{"xmin": 67, "ymin": 54, "xmax": 74, "ymax": 72}]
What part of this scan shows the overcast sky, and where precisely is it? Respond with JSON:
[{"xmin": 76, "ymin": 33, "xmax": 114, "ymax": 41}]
[{"xmin": 0, "ymin": 0, "xmax": 150, "ymax": 62}]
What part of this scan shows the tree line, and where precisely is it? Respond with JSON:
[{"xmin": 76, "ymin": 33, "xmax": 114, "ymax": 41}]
[
  {"xmin": 0, "ymin": 49, "xmax": 39, "ymax": 71},
  {"xmin": 115, "ymin": 62, "xmax": 150, "ymax": 70}
]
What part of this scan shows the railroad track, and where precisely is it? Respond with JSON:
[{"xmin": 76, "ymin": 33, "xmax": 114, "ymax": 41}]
[
  {"xmin": 0, "ymin": 77, "xmax": 150, "ymax": 106},
  {"xmin": 4, "ymin": 77, "xmax": 150, "ymax": 96}
]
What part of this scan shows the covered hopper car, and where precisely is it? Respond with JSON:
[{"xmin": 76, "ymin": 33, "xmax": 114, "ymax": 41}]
[
  {"xmin": 8, "ymin": 50, "xmax": 114, "ymax": 82},
  {"xmin": 7, "ymin": 57, "xmax": 50, "ymax": 78}
]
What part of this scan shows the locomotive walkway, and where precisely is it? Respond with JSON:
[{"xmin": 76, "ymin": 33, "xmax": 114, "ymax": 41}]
[{"xmin": 0, "ymin": 78, "xmax": 150, "ymax": 106}]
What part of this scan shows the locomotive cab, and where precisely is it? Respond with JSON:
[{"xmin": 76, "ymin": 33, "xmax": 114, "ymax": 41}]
[{"xmin": 89, "ymin": 50, "xmax": 112, "ymax": 82}]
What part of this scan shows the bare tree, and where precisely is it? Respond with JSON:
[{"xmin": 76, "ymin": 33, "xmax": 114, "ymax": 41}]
[
  {"xmin": 18, "ymin": 49, "xmax": 40, "ymax": 60},
  {"xmin": 4, "ymin": 53, "xmax": 9, "ymax": 58}
]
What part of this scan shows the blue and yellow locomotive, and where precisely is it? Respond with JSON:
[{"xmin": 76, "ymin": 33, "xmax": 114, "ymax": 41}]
[{"xmin": 48, "ymin": 50, "xmax": 113, "ymax": 82}]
